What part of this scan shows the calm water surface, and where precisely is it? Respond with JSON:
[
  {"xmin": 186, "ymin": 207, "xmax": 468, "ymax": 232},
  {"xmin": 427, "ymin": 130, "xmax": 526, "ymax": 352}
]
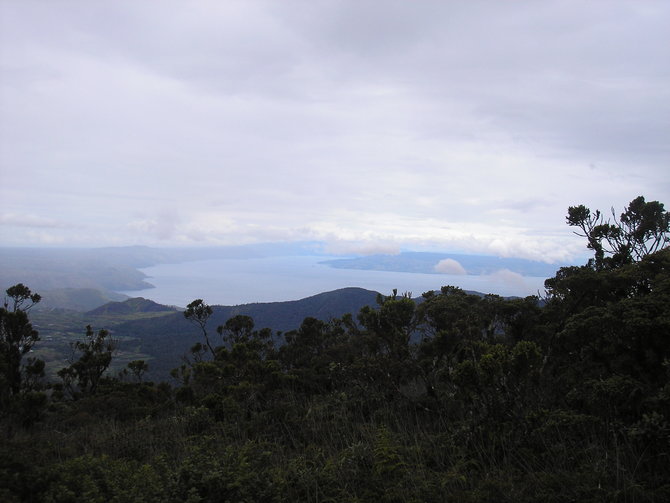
[{"xmin": 120, "ymin": 256, "xmax": 549, "ymax": 307}]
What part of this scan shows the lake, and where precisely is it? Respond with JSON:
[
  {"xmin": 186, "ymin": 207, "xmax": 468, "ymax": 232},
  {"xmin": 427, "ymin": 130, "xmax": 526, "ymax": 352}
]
[{"xmin": 120, "ymin": 255, "xmax": 551, "ymax": 307}]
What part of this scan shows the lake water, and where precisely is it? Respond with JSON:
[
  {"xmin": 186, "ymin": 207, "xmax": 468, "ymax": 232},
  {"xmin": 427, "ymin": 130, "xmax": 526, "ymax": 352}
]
[{"xmin": 120, "ymin": 255, "xmax": 550, "ymax": 307}]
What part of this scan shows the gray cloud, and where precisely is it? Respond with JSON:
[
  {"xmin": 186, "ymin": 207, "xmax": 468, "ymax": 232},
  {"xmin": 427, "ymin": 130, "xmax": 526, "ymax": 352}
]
[
  {"xmin": 1, "ymin": 1, "xmax": 668, "ymax": 260},
  {"xmin": 0, "ymin": 213, "xmax": 69, "ymax": 229}
]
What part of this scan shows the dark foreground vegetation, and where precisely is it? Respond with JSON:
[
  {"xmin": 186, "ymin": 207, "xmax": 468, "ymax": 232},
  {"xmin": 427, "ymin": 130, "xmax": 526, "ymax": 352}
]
[{"xmin": 2, "ymin": 197, "xmax": 669, "ymax": 502}]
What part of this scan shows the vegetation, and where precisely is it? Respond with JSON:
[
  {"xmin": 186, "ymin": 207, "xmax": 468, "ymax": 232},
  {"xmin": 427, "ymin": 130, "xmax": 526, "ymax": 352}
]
[{"xmin": 1, "ymin": 197, "xmax": 669, "ymax": 502}]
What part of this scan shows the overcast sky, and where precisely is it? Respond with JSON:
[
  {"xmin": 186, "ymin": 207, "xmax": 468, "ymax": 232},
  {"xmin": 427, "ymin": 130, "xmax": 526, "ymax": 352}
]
[{"xmin": 1, "ymin": 0, "xmax": 668, "ymax": 263}]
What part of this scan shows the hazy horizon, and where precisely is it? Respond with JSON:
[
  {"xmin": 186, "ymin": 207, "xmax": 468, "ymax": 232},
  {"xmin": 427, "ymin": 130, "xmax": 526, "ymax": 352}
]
[{"xmin": 2, "ymin": 1, "xmax": 669, "ymax": 263}]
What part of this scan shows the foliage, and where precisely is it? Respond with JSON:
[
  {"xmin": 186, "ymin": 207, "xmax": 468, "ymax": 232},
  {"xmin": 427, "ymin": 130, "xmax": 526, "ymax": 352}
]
[
  {"xmin": 57, "ymin": 325, "xmax": 116, "ymax": 397},
  {"xmin": 0, "ymin": 284, "xmax": 46, "ymax": 429},
  {"xmin": 0, "ymin": 284, "xmax": 43, "ymax": 399},
  {"xmin": 184, "ymin": 299, "xmax": 215, "ymax": 355},
  {"xmin": 567, "ymin": 195, "xmax": 669, "ymax": 269}
]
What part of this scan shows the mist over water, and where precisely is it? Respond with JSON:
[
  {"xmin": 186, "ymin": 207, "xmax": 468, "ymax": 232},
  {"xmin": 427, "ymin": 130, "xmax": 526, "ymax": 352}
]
[{"xmin": 120, "ymin": 256, "xmax": 549, "ymax": 308}]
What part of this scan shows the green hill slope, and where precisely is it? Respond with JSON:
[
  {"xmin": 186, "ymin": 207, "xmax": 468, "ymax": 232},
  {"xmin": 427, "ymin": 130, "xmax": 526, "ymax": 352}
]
[{"xmin": 113, "ymin": 287, "xmax": 380, "ymax": 380}]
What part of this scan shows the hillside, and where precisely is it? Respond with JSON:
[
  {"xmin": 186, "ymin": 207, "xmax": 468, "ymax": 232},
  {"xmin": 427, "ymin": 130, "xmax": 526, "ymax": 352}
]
[
  {"xmin": 112, "ymin": 287, "xmax": 380, "ymax": 379},
  {"xmin": 26, "ymin": 287, "xmax": 382, "ymax": 383},
  {"xmin": 87, "ymin": 297, "xmax": 178, "ymax": 316}
]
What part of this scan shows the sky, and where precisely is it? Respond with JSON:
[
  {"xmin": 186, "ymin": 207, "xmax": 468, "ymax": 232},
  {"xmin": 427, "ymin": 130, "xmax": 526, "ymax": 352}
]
[{"xmin": 1, "ymin": 0, "xmax": 669, "ymax": 264}]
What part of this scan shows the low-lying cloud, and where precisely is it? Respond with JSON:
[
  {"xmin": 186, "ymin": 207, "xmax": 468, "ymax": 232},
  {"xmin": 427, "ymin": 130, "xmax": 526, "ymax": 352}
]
[
  {"xmin": 487, "ymin": 269, "xmax": 533, "ymax": 294},
  {"xmin": 434, "ymin": 258, "xmax": 467, "ymax": 275}
]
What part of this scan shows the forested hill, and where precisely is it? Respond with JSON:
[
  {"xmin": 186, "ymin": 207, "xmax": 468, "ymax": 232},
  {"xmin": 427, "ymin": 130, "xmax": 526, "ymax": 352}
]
[
  {"xmin": 116, "ymin": 286, "xmax": 379, "ymax": 336},
  {"xmin": 112, "ymin": 287, "xmax": 380, "ymax": 378},
  {"xmin": 87, "ymin": 297, "xmax": 178, "ymax": 316}
]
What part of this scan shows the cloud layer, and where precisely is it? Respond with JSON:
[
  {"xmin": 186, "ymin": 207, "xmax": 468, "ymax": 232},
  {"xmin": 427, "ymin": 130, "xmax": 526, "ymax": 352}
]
[{"xmin": 1, "ymin": 1, "xmax": 668, "ymax": 262}]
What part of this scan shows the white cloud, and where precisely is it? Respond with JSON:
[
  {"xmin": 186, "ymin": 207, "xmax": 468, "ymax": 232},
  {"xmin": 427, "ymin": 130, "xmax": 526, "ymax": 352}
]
[{"xmin": 434, "ymin": 258, "xmax": 467, "ymax": 275}]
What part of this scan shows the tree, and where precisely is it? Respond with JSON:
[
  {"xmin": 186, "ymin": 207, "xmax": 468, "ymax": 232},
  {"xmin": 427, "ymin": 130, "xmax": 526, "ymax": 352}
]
[
  {"xmin": 57, "ymin": 325, "xmax": 116, "ymax": 396},
  {"xmin": 123, "ymin": 360, "xmax": 149, "ymax": 383},
  {"xmin": 184, "ymin": 299, "xmax": 215, "ymax": 355},
  {"xmin": 543, "ymin": 196, "xmax": 670, "ymax": 409},
  {"xmin": 358, "ymin": 290, "xmax": 417, "ymax": 361},
  {"xmin": 280, "ymin": 316, "xmax": 352, "ymax": 394},
  {"xmin": 0, "ymin": 284, "xmax": 43, "ymax": 404},
  {"xmin": 567, "ymin": 196, "xmax": 669, "ymax": 270},
  {"xmin": 546, "ymin": 248, "xmax": 670, "ymax": 386},
  {"xmin": 217, "ymin": 315, "xmax": 256, "ymax": 347},
  {"xmin": 175, "ymin": 315, "xmax": 281, "ymax": 419}
]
